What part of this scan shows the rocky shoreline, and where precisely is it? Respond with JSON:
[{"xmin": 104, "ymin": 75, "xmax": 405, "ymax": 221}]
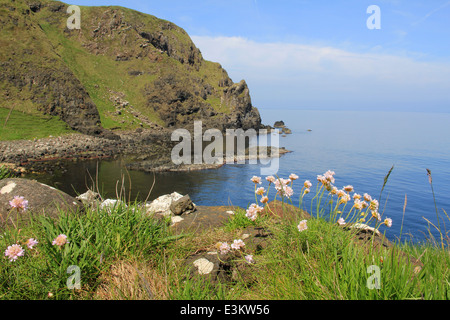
[{"xmin": 0, "ymin": 128, "xmax": 292, "ymax": 174}]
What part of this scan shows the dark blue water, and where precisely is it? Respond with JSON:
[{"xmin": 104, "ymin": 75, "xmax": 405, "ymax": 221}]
[{"xmin": 30, "ymin": 109, "xmax": 450, "ymax": 243}]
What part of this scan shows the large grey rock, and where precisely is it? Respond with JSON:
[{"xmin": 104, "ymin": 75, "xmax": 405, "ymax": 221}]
[
  {"xmin": 0, "ymin": 178, "xmax": 82, "ymax": 228},
  {"xmin": 169, "ymin": 194, "xmax": 195, "ymax": 216},
  {"xmin": 145, "ymin": 192, "xmax": 184, "ymax": 216}
]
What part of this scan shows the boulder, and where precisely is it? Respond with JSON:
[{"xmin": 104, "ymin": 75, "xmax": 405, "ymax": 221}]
[
  {"xmin": 273, "ymin": 121, "xmax": 285, "ymax": 128},
  {"xmin": 0, "ymin": 178, "xmax": 82, "ymax": 228},
  {"xmin": 76, "ymin": 189, "xmax": 101, "ymax": 207},
  {"xmin": 145, "ymin": 192, "xmax": 188, "ymax": 216},
  {"xmin": 281, "ymin": 127, "xmax": 292, "ymax": 134},
  {"xmin": 169, "ymin": 194, "xmax": 195, "ymax": 215}
]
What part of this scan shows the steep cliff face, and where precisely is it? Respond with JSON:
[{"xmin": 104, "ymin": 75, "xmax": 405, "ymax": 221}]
[{"xmin": 0, "ymin": 0, "xmax": 263, "ymax": 139}]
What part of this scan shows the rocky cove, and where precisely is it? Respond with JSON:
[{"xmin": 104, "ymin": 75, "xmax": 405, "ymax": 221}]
[{"xmin": 0, "ymin": 126, "xmax": 291, "ymax": 176}]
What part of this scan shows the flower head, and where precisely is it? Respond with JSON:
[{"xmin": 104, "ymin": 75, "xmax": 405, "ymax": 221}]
[
  {"xmin": 266, "ymin": 176, "xmax": 276, "ymax": 183},
  {"xmin": 343, "ymin": 185, "xmax": 354, "ymax": 192},
  {"xmin": 231, "ymin": 239, "xmax": 246, "ymax": 250},
  {"xmin": 384, "ymin": 218, "xmax": 392, "ymax": 227},
  {"xmin": 371, "ymin": 210, "xmax": 381, "ymax": 221},
  {"xmin": 217, "ymin": 242, "xmax": 231, "ymax": 255},
  {"xmin": 260, "ymin": 196, "xmax": 269, "ymax": 204},
  {"xmin": 255, "ymin": 187, "xmax": 266, "ymax": 196},
  {"xmin": 304, "ymin": 180, "xmax": 312, "ymax": 189},
  {"xmin": 251, "ymin": 176, "xmax": 262, "ymax": 184},
  {"xmin": 9, "ymin": 196, "xmax": 28, "ymax": 211},
  {"xmin": 363, "ymin": 193, "xmax": 372, "ymax": 202},
  {"xmin": 52, "ymin": 234, "xmax": 68, "ymax": 246},
  {"xmin": 4, "ymin": 244, "xmax": 24, "ymax": 262},
  {"xmin": 297, "ymin": 220, "xmax": 308, "ymax": 232},
  {"xmin": 289, "ymin": 173, "xmax": 299, "ymax": 181},
  {"xmin": 244, "ymin": 255, "xmax": 255, "ymax": 264},
  {"xmin": 25, "ymin": 238, "xmax": 38, "ymax": 249},
  {"xmin": 353, "ymin": 199, "xmax": 363, "ymax": 210},
  {"xmin": 337, "ymin": 218, "xmax": 346, "ymax": 225},
  {"xmin": 369, "ymin": 199, "xmax": 379, "ymax": 211},
  {"xmin": 246, "ymin": 203, "xmax": 263, "ymax": 221}
]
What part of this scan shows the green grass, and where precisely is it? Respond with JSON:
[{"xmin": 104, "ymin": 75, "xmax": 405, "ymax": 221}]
[
  {"xmin": 0, "ymin": 107, "xmax": 74, "ymax": 141},
  {"xmin": 1, "ymin": 169, "xmax": 449, "ymax": 300}
]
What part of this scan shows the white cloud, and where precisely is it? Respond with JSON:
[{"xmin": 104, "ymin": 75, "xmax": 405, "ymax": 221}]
[{"xmin": 191, "ymin": 35, "xmax": 450, "ymax": 111}]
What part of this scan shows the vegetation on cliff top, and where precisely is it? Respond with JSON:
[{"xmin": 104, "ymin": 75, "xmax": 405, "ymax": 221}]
[{"xmin": 0, "ymin": 0, "xmax": 262, "ymax": 140}]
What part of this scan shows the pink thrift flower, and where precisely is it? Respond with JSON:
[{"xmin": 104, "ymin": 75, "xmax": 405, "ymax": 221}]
[
  {"xmin": 298, "ymin": 220, "xmax": 308, "ymax": 232},
  {"xmin": 231, "ymin": 239, "xmax": 245, "ymax": 250},
  {"xmin": 26, "ymin": 238, "xmax": 38, "ymax": 249},
  {"xmin": 251, "ymin": 176, "xmax": 262, "ymax": 184},
  {"xmin": 337, "ymin": 218, "xmax": 346, "ymax": 225},
  {"xmin": 245, "ymin": 255, "xmax": 255, "ymax": 264},
  {"xmin": 384, "ymin": 218, "xmax": 393, "ymax": 227},
  {"xmin": 255, "ymin": 187, "xmax": 266, "ymax": 196},
  {"xmin": 9, "ymin": 196, "xmax": 28, "ymax": 211},
  {"xmin": 52, "ymin": 234, "xmax": 68, "ymax": 246},
  {"xmin": 5, "ymin": 244, "xmax": 25, "ymax": 262},
  {"xmin": 289, "ymin": 173, "xmax": 299, "ymax": 181},
  {"xmin": 304, "ymin": 180, "xmax": 312, "ymax": 189},
  {"xmin": 266, "ymin": 176, "xmax": 276, "ymax": 183},
  {"xmin": 218, "ymin": 242, "xmax": 231, "ymax": 255}
]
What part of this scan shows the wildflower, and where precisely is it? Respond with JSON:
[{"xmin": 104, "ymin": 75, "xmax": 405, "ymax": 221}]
[
  {"xmin": 48, "ymin": 292, "xmax": 54, "ymax": 298},
  {"xmin": 324, "ymin": 170, "xmax": 336, "ymax": 184},
  {"xmin": 246, "ymin": 204, "xmax": 263, "ymax": 221},
  {"xmin": 317, "ymin": 175, "xmax": 328, "ymax": 186},
  {"xmin": 231, "ymin": 239, "xmax": 246, "ymax": 250},
  {"xmin": 266, "ymin": 176, "xmax": 276, "ymax": 183},
  {"xmin": 384, "ymin": 218, "xmax": 393, "ymax": 227},
  {"xmin": 361, "ymin": 201, "xmax": 368, "ymax": 209},
  {"xmin": 302, "ymin": 188, "xmax": 310, "ymax": 196},
  {"xmin": 9, "ymin": 196, "xmax": 28, "ymax": 211},
  {"xmin": 283, "ymin": 186, "xmax": 294, "ymax": 198},
  {"xmin": 371, "ymin": 210, "xmax": 381, "ymax": 221},
  {"xmin": 336, "ymin": 189, "xmax": 346, "ymax": 198},
  {"xmin": 245, "ymin": 255, "xmax": 255, "ymax": 264},
  {"xmin": 353, "ymin": 193, "xmax": 361, "ymax": 200},
  {"xmin": 52, "ymin": 234, "xmax": 69, "ymax": 246},
  {"xmin": 251, "ymin": 176, "xmax": 262, "ymax": 184},
  {"xmin": 218, "ymin": 242, "xmax": 231, "ymax": 255},
  {"xmin": 343, "ymin": 185, "xmax": 354, "ymax": 192},
  {"xmin": 339, "ymin": 193, "xmax": 351, "ymax": 204},
  {"xmin": 297, "ymin": 220, "xmax": 308, "ymax": 232},
  {"xmin": 330, "ymin": 186, "xmax": 338, "ymax": 195},
  {"xmin": 275, "ymin": 178, "xmax": 293, "ymax": 198},
  {"xmin": 260, "ymin": 196, "xmax": 269, "ymax": 204},
  {"xmin": 255, "ymin": 187, "xmax": 265, "ymax": 196},
  {"xmin": 363, "ymin": 193, "xmax": 372, "ymax": 202},
  {"xmin": 289, "ymin": 173, "xmax": 299, "ymax": 181},
  {"xmin": 353, "ymin": 199, "xmax": 363, "ymax": 210},
  {"xmin": 304, "ymin": 180, "xmax": 312, "ymax": 189},
  {"xmin": 25, "ymin": 238, "xmax": 38, "ymax": 249},
  {"xmin": 4, "ymin": 244, "xmax": 24, "ymax": 262},
  {"xmin": 369, "ymin": 199, "xmax": 379, "ymax": 211},
  {"xmin": 337, "ymin": 218, "xmax": 346, "ymax": 225}
]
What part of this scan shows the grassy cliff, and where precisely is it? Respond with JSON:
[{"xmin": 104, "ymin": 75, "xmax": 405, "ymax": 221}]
[{"xmin": 0, "ymin": 0, "xmax": 262, "ymax": 140}]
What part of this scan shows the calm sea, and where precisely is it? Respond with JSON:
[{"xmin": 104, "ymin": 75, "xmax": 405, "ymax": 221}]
[{"xmin": 27, "ymin": 109, "xmax": 450, "ymax": 243}]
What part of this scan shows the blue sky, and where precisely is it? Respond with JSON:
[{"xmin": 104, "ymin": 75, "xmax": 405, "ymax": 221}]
[{"xmin": 71, "ymin": 0, "xmax": 450, "ymax": 112}]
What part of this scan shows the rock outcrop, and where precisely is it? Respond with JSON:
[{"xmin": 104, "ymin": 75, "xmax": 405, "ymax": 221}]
[
  {"xmin": 0, "ymin": 178, "xmax": 82, "ymax": 228},
  {"xmin": 0, "ymin": 0, "xmax": 263, "ymax": 140}
]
